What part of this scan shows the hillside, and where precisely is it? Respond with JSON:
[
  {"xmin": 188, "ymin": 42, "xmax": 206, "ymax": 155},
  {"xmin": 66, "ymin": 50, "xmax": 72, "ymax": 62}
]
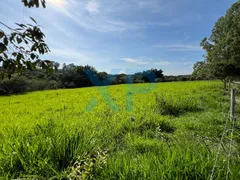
[{"xmin": 0, "ymin": 81, "xmax": 239, "ymax": 179}]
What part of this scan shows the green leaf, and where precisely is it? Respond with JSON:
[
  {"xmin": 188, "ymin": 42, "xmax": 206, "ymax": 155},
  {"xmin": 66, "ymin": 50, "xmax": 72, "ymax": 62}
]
[
  {"xmin": 36, "ymin": 0, "xmax": 39, "ymax": 7},
  {"xmin": 30, "ymin": 53, "xmax": 36, "ymax": 60},
  {"xmin": 16, "ymin": 53, "xmax": 23, "ymax": 62},
  {"xmin": 0, "ymin": 43, "xmax": 7, "ymax": 53},
  {"xmin": 41, "ymin": 0, "xmax": 46, "ymax": 8},
  {"xmin": 3, "ymin": 53, "xmax": 8, "ymax": 59},
  {"xmin": 15, "ymin": 23, "xmax": 27, "ymax": 28},
  {"xmin": 9, "ymin": 33, "xmax": 17, "ymax": 42},
  {"xmin": 31, "ymin": 43, "xmax": 38, "ymax": 52},
  {"xmin": 30, "ymin": 17, "xmax": 37, "ymax": 24},
  {"xmin": 0, "ymin": 31, "xmax": 4, "ymax": 39},
  {"xmin": 3, "ymin": 37, "xmax": 8, "ymax": 46},
  {"xmin": 14, "ymin": 28, "xmax": 23, "ymax": 31},
  {"xmin": 17, "ymin": 37, "xmax": 22, "ymax": 44}
]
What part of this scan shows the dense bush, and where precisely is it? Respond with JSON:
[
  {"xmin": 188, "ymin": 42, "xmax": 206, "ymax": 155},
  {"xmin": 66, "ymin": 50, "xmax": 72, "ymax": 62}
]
[
  {"xmin": 26, "ymin": 79, "xmax": 60, "ymax": 92},
  {"xmin": 0, "ymin": 77, "xmax": 28, "ymax": 95},
  {"xmin": 0, "ymin": 76, "xmax": 60, "ymax": 95},
  {"xmin": 164, "ymin": 75, "xmax": 192, "ymax": 82}
]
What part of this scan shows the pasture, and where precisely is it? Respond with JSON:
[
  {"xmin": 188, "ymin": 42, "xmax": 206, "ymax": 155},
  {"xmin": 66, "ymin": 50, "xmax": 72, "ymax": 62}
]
[{"xmin": 0, "ymin": 81, "xmax": 239, "ymax": 179}]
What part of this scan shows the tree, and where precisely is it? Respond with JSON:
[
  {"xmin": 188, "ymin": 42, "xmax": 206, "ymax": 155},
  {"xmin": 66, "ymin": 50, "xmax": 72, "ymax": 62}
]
[
  {"xmin": 76, "ymin": 65, "xmax": 98, "ymax": 87},
  {"xmin": 192, "ymin": 61, "xmax": 213, "ymax": 80},
  {"xmin": 97, "ymin": 72, "xmax": 108, "ymax": 81},
  {"xmin": 200, "ymin": 1, "xmax": 240, "ymax": 88},
  {"xmin": 0, "ymin": 0, "xmax": 51, "ymax": 79},
  {"xmin": 53, "ymin": 62, "xmax": 60, "ymax": 72},
  {"xmin": 142, "ymin": 69, "xmax": 163, "ymax": 82},
  {"xmin": 22, "ymin": 0, "xmax": 46, "ymax": 8}
]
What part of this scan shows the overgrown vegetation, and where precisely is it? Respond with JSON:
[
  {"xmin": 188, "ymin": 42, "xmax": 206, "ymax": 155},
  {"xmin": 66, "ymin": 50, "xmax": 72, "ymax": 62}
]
[
  {"xmin": 0, "ymin": 64, "xmax": 190, "ymax": 95},
  {"xmin": 0, "ymin": 81, "xmax": 239, "ymax": 179}
]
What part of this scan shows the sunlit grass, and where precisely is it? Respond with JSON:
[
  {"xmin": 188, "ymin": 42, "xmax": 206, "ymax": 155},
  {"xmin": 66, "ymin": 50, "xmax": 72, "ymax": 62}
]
[{"xmin": 0, "ymin": 81, "xmax": 239, "ymax": 179}]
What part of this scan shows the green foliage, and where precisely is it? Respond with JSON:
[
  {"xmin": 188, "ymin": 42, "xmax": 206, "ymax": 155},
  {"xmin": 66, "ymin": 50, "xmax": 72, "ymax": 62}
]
[
  {"xmin": 0, "ymin": 62, "xmax": 184, "ymax": 95},
  {"xmin": 27, "ymin": 79, "xmax": 60, "ymax": 92},
  {"xmin": 200, "ymin": 1, "xmax": 240, "ymax": 83},
  {"xmin": 0, "ymin": 0, "xmax": 52, "ymax": 79},
  {"xmin": 0, "ymin": 76, "xmax": 28, "ymax": 95},
  {"xmin": 192, "ymin": 61, "xmax": 214, "ymax": 80},
  {"xmin": 133, "ymin": 69, "xmax": 164, "ymax": 83},
  {"xmin": 163, "ymin": 75, "xmax": 192, "ymax": 82},
  {"xmin": 22, "ymin": 0, "xmax": 46, "ymax": 8},
  {"xmin": 0, "ymin": 18, "xmax": 53, "ymax": 79},
  {"xmin": 0, "ymin": 72, "xmax": 60, "ymax": 95}
]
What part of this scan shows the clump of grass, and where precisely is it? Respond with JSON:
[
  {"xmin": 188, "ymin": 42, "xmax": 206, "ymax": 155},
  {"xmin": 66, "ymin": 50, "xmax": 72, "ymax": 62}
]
[
  {"xmin": 136, "ymin": 120, "xmax": 175, "ymax": 134},
  {"xmin": 0, "ymin": 120, "xmax": 101, "ymax": 179},
  {"xmin": 97, "ymin": 139, "xmax": 234, "ymax": 180},
  {"xmin": 155, "ymin": 94, "xmax": 202, "ymax": 116},
  {"xmin": 62, "ymin": 150, "xmax": 108, "ymax": 180}
]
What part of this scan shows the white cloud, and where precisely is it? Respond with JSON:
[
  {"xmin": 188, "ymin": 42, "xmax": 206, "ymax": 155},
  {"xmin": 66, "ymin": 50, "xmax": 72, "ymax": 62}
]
[
  {"xmin": 122, "ymin": 57, "xmax": 172, "ymax": 66},
  {"xmin": 156, "ymin": 44, "xmax": 202, "ymax": 51},
  {"xmin": 44, "ymin": 0, "xmax": 172, "ymax": 32},
  {"xmin": 155, "ymin": 61, "xmax": 171, "ymax": 66},
  {"xmin": 122, "ymin": 57, "xmax": 150, "ymax": 65},
  {"xmin": 67, "ymin": 15, "xmax": 171, "ymax": 33},
  {"xmin": 46, "ymin": 47, "xmax": 106, "ymax": 66},
  {"xmin": 86, "ymin": 0, "xmax": 100, "ymax": 15}
]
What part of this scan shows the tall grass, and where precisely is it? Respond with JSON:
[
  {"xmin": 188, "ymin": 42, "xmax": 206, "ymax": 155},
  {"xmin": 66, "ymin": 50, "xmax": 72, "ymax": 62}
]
[
  {"xmin": 155, "ymin": 94, "xmax": 202, "ymax": 116},
  {"xmin": 0, "ymin": 81, "xmax": 239, "ymax": 179}
]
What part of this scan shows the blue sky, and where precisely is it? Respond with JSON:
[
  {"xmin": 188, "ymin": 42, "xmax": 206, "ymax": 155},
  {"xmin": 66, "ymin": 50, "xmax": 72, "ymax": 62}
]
[{"xmin": 0, "ymin": 0, "xmax": 236, "ymax": 75}]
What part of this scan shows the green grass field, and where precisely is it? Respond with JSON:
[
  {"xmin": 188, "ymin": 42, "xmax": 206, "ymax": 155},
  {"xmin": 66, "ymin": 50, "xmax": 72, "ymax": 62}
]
[{"xmin": 0, "ymin": 81, "xmax": 239, "ymax": 179}]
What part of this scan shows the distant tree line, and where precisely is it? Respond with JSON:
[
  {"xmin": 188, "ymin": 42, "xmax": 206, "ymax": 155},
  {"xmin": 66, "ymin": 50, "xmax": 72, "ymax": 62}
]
[
  {"xmin": 0, "ymin": 63, "xmax": 165, "ymax": 95},
  {"xmin": 0, "ymin": 62, "xmax": 199, "ymax": 95}
]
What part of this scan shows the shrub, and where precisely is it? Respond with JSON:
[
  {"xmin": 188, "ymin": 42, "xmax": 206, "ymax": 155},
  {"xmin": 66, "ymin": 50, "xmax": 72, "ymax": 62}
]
[
  {"xmin": 0, "ymin": 77, "xmax": 28, "ymax": 95},
  {"xmin": 27, "ymin": 79, "xmax": 60, "ymax": 92},
  {"xmin": 0, "ymin": 77, "xmax": 60, "ymax": 95}
]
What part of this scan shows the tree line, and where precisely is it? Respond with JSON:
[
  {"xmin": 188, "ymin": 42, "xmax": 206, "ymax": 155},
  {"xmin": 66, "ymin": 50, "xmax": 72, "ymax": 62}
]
[
  {"xmin": 0, "ymin": 64, "xmax": 164, "ymax": 95},
  {"xmin": 0, "ymin": 62, "xmax": 198, "ymax": 95}
]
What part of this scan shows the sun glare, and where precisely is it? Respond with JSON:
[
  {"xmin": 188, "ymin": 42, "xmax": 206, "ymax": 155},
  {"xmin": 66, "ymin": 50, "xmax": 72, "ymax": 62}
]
[{"xmin": 49, "ymin": 0, "xmax": 63, "ymax": 6}]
